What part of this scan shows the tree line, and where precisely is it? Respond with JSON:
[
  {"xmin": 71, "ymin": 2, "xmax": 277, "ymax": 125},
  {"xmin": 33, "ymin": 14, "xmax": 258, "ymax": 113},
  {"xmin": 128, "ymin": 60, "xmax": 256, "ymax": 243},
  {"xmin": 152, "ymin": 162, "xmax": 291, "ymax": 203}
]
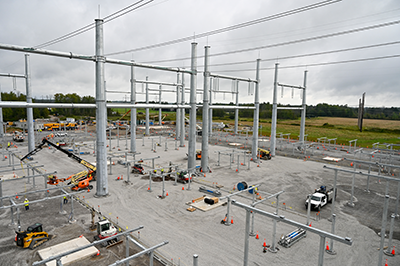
[
  {"xmin": 205, "ymin": 102, "xmax": 400, "ymax": 121},
  {"xmin": 2, "ymin": 91, "xmax": 399, "ymax": 121}
]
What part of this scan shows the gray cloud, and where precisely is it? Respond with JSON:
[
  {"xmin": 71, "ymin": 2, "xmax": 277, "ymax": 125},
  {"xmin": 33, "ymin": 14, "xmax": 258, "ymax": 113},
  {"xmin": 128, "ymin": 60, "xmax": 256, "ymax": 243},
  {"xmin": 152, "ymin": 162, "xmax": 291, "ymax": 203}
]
[{"xmin": 0, "ymin": 0, "xmax": 399, "ymax": 107}]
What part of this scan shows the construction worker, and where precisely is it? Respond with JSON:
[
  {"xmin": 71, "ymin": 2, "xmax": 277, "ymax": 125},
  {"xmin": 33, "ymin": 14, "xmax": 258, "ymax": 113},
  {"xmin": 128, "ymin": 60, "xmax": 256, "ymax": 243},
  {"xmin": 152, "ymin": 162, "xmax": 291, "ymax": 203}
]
[
  {"xmin": 63, "ymin": 196, "xmax": 68, "ymax": 204},
  {"xmin": 24, "ymin": 198, "xmax": 29, "ymax": 211},
  {"xmin": 7, "ymin": 142, "xmax": 10, "ymax": 149},
  {"xmin": 153, "ymin": 169, "xmax": 157, "ymax": 174},
  {"xmin": 161, "ymin": 168, "xmax": 164, "ymax": 174}
]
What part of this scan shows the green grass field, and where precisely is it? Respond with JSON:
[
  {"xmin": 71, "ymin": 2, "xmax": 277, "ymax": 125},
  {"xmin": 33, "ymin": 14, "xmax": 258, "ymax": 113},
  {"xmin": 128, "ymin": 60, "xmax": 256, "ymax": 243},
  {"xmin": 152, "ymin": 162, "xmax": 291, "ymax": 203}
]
[
  {"xmin": 111, "ymin": 108, "xmax": 399, "ymax": 148},
  {"xmin": 236, "ymin": 117, "xmax": 400, "ymax": 148}
]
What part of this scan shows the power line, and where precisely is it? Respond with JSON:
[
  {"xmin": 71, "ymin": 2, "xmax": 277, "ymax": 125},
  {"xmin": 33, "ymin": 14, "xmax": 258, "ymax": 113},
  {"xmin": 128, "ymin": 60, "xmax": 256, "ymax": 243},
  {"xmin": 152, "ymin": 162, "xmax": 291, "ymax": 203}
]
[
  {"xmin": 215, "ymin": 54, "xmax": 400, "ymax": 72},
  {"xmin": 105, "ymin": 0, "xmax": 342, "ymax": 56},
  {"xmin": 34, "ymin": 0, "xmax": 153, "ymax": 49},
  {"xmin": 208, "ymin": 40, "xmax": 400, "ymax": 67},
  {"xmin": 142, "ymin": 19, "xmax": 400, "ymax": 64}
]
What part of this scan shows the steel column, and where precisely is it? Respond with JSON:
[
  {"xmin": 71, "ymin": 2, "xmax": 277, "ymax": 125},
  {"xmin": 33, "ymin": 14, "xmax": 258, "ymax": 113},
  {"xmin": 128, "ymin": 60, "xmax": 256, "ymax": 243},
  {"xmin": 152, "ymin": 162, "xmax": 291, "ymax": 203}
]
[
  {"xmin": 130, "ymin": 62, "xmax": 137, "ymax": 153},
  {"xmin": 299, "ymin": 70, "xmax": 307, "ymax": 144},
  {"xmin": 243, "ymin": 209, "xmax": 251, "ymax": 266},
  {"xmin": 94, "ymin": 19, "xmax": 108, "ymax": 197},
  {"xmin": 176, "ymin": 73, "xmax": 180, "ymax": 139},
  {"xmin": 234, "ymin": 80, "xmax": 239, "ymax": 135},
  {"xmin": 378, "ymin": 195, "xmax": 390, "ymax": 266},
  {"xmin": 188, "ymin": 43, "xmax": 197, "ymax": 171},
  {"xmin": 180, "ymin": 73, "xmax": 185, "ymax": 147},
  {"xmin": 270, "ymin": 63, "xmax": 278, "ymax": 156},
  {"xmin": 25, "ymin": 54, "xmax": 35, "ymax": 153},
  {"xmin": 201, "ymin": 46, "xmax": 210, "ymax": 172},
  {"xmin": 251, "ymin": 59, "xmax": 260, "ymax": 161},
  {"xmin": 145, "ymin": 76, "xmax": 150, "ymax": 136}
]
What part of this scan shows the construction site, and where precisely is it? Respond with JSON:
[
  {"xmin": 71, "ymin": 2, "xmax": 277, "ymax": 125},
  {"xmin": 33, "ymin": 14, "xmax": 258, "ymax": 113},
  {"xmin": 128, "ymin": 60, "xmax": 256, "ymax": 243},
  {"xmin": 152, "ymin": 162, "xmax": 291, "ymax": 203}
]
[
  {"xmin": 0, "ymin": 124, "xmax": 399, "ymax": 266},
  {"xmin": 0, "ymin": 2, "xmax": 399, "ymax": 265}
]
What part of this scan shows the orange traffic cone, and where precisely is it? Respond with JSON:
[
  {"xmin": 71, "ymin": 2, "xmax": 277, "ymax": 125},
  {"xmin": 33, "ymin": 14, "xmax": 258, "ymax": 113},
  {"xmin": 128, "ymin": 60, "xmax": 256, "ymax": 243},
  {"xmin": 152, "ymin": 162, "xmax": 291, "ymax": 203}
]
[
  {"xmin": 392, "ymin": 246, "xmax": 395, "ymax": 255},
  {"xmin": 326, "ymin": 241, "xmax": 330, "ymax": 251},
  {"xmin": 255, "ymin": 231, "xmax": 259, "ymax": 239},
  {"xmin": 385, "ymin": 259, "xmax": 388, "ymax": 266},
  {"xmin": 147, "ymin": 187, "xmax": 150, "ymax": 191},
  {"xmin": 182, "ymin": 186, "xmax": 185, "ymax": 190},
  {"xmin": 96, "ymin": 251, "xmax": 100, "ymax": 256},
  {"xmin": 166, "ymin": 191, "xmax": 169, "ymax": 196},
  {"xmin": 231, "ymin": 216, "xmax": 234, "ymax": 224},
  {"xmin": 15, "ymin": 193, "xmax": 18, "ymax": 199},
  {"xmin": 263, "ymin": 239, "xmax": 267, "ymax": 247},
  {"xmin": 309, "ymin": 222, "xmax": 312, "ymax": 227},
  {"xmin": 87, "ymin": 188, "xmax": 90, "ymax": 192}
]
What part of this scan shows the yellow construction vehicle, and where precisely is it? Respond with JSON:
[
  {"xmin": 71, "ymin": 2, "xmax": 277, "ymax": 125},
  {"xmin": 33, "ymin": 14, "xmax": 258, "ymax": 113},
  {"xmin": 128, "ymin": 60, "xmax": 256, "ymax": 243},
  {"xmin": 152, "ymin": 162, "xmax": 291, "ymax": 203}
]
[
  {"xmin": 258, "ymin": 148, "xmax": 272, "ymax": 160},
  {"xmin": 15, "ymin": 223, "xmax": 52, "ymax": 249}
]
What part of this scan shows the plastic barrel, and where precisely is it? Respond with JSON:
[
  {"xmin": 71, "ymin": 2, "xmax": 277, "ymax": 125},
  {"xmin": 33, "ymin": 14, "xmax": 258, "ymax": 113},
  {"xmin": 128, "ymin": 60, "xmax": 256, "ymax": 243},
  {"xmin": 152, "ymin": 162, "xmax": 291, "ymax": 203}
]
[{"xmin": 237, "ymin": 181, "xmax": 248, "ymax": 191}]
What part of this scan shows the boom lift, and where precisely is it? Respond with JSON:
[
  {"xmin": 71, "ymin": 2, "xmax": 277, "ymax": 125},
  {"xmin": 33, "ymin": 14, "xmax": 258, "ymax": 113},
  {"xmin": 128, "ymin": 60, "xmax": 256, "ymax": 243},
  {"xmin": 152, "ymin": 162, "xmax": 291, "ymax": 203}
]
[{"xmin": 20, "ymin": 138, "xmax": 96, "ymax": 191}]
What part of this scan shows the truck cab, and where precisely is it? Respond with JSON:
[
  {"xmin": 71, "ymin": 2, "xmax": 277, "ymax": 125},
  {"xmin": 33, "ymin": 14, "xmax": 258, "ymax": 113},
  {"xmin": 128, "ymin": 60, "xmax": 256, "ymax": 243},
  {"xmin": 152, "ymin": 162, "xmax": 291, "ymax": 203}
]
[{"xmin": 305, "ymin": 192, "xmax": 328, "ymax": 211}]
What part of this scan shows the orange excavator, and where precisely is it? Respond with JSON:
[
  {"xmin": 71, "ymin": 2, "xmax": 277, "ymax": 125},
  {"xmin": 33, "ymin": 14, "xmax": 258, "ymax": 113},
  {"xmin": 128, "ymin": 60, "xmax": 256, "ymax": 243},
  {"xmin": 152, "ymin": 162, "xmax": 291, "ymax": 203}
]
[{"xmin": 20, "ymin": 138, "xmax": 96, "ymax": 191}]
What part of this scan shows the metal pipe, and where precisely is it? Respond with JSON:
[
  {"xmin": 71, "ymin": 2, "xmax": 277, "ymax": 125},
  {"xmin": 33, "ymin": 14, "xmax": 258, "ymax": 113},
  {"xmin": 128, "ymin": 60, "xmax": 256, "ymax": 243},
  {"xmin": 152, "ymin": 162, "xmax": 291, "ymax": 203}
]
[
  {"xmin": 209, "ymin": 78, "xmax": 213, "ymax": 136},
  {"xmin": 307, "ymin": 194, "xmax": 311, "ymax": 225},
  {"xmin": 251, "ymin": 59, "xmax": 260, "ymax": 160},
  {"xmin": 145, "ymin": 76, "xmax": 150, "ymax": 136},
  {"xmin": 331, "ymin": 169, "xmax": 338, "ymax": 219},
  {"xmin": 378, "ymin": 195, "xmax": 390, "ymax": 266},
  {"xmin": 326, "ymin": 214, "xmax": 337, "ymax": 255},
  {"xmin": 130, "ymin": 62, "xmax": 137, "ymax": 153},
  {"xmin": 243, "ymin": 209, "xmax": 251, "ymax": 266},
  {"xmin": 180, "ymin": 73, "xmax": 185, "ymax": 147},
  {"xmin": 0, "ymin": 189, "xmax": 84, "ymax": 210},
  {"xmin": 201, "ymin": 46, "xmax": 210, "ymax": 172},
  {"xmin": 110, "ymin": 241, "xmax": 169, "ymax": 266},
  {"xmin": 318, "ymin": 236, "xmax": 326, "ymax": 266},
  {"xmin": 33, "ymin": 226, "xmax": 144, "ymax": 266},
  {"xmin": 234, "ymin": 80, "xmax": 239, "ymax": 135},
  {"xmin": 0, "ymin": 73, "xmax": 26, "ymax": 78},
  {"xmin": 276, "ymin": 107, "xmax": 304, "ymax": 110},
  {"xmin": 176, "ymin": 73, "xmax": 181, "ymax": 140},
  {"xmin": 94, "ymin": 19, "xmax": 108, "ymax": 197},
  {"xmin": 193, "ymin": 254, "xmax": 199, "ymax": 266},
  {"xmin": 270, "ymin": 63, "xmax": 278, "ymax": 156},
  {"xmin": 25, "ymin": 54, "xmax": 35, "ymax": 153},
  {"xmin": 210, "ymin": 73, "xmax": 257, "ymax": 83},
  {"xmin": 299, "ymin": 70, "xmax": 307, "ymax": 144},
  {"xmin": 231, "ymin": 200, "xmax": 353, "ymax": 245},
  {"xmin": 384, "ymin": 213, "xmax": 396, "ymax": 256},
  {"xmin": 188, "ymin": 42, "xmax": 197, "ymax": 172}
]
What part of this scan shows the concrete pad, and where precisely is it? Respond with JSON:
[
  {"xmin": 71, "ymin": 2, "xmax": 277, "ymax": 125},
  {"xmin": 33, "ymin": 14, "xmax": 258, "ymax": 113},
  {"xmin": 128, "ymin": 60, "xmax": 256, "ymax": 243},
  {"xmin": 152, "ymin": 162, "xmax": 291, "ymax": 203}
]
[
  {"xmin": 188, "ymin": 197, "xmax": 226, "ymax": 211},
  {"xmin": 228, "ymin": 143, "xmax": 242, "ymax": 146},
  {"xmin": 37, "ymin": 236, "xmax": 98, "ymax": 266},
  {"xmin": 322, "ymin": 156, "xmax": 343, "ymax": 162},
  {"xmin": 0, "ymin": 173, "xmax": 20, "ymax": 180}
]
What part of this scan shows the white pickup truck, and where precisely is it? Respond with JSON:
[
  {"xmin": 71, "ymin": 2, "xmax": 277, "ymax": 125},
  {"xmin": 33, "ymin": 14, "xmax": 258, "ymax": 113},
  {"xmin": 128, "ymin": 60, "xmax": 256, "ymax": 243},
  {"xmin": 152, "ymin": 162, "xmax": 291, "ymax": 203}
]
[{"xmin": 305, "ymin": 186, "xmax": 335, "ymax": 211}]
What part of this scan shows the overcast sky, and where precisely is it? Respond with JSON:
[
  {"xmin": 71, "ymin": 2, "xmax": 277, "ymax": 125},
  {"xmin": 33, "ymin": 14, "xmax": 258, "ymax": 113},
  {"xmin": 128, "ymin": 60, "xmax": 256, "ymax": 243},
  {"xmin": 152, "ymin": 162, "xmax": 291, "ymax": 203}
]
[{"xmin": 0, "ymin": 0, "xmax": 399, "ymax": 108}]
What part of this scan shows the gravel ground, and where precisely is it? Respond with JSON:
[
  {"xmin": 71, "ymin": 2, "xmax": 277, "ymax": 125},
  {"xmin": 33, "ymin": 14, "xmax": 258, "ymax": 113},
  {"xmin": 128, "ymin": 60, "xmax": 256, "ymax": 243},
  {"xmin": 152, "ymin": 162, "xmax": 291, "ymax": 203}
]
[{"xmin": 0, "ymin": 130, "xmax": 399, "ymax": 266}]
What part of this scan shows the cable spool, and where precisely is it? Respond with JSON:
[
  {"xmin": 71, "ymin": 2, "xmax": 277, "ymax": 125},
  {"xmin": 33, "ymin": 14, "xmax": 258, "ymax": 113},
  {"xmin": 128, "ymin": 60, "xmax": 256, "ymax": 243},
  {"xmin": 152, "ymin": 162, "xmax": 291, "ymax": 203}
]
[
  {"xmin": 248, "ymin": 185, "xmax": 257, "ymax": 194},
  {"xmin": 237, "ymin": 181, "xmax": 248, "ymax": 191}
]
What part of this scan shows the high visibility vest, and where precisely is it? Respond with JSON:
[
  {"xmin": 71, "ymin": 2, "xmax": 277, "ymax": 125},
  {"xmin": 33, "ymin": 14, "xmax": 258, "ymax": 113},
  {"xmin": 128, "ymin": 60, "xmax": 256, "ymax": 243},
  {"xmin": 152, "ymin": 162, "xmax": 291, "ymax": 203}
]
[
  {"xmin": 24, "ymin": 200, "xmax": 29, "ymax": 206},
  {"xmin": 63, "ymin": 196, "xmax": 66, "ymax": 199}
]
